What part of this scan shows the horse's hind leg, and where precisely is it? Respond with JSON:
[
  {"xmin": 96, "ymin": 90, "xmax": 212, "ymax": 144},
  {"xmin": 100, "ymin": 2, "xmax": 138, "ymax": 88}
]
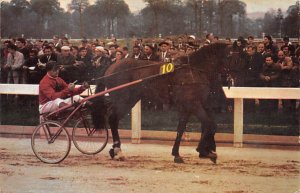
[
  {"xmin": 195, "ymin": 106, "xmax": 217, "ymax": 163},
  {"xmin": 172, "ymin": 112, "xmax": 189, "ymax": 163}
]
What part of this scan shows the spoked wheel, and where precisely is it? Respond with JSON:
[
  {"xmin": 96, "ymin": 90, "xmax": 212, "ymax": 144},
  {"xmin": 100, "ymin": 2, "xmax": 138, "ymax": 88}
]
[
  {"xmin": 31, "ymin": 121, "xmax": 71, "ymax": 164},
  {"xmin": 72, "ymin": 116, "xmax": 109, "ymax": 155}
]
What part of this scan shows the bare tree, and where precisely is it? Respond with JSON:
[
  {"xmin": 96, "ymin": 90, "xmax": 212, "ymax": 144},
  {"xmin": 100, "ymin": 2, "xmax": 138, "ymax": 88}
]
[
  {"xmin": 219, "ymin": 0, "xmax": 246, "ymax": 37},
  {"xmin": 143, "ymin": 0, "xmax": 173, "ymax": 37},
  {"xmin": 95, "ymin": 0, "xmax": 130, "ymax": 37},
  {"xmin": 68, "ymin": 0, "xmax": 89, "ymax": 37},
  {"xmin": 30, "ymin": 0, "xmax": 61, "ymax": 36}
]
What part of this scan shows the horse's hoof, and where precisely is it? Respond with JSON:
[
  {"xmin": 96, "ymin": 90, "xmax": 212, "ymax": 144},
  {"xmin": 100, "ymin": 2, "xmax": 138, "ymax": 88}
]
[
  {"xmin": 174, "ymin": 156, "xmax": 184, "ymax": 164},
  {"xmin": 199, "ymin": 152, "xmax": 217, "ymax": 164},
  {"xmin": 114, "ymin": 151, "xmax": 125, "ymax": 161},
  {"xmin": 210, "ymin": 157, "xmax": 217, "ymax": 164},
  {"xmin": 109, "ymin": 148, "xmax": 125, "ymax": 161},
  {"xmin": 109, "ymin": 148, "xmax": 115, "ymax": 159}
]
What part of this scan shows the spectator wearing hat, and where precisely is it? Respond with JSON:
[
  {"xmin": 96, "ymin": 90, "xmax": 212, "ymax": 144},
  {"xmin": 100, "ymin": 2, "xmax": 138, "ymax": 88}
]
[
  {"xmin": 91, "ymin": 46, "xmax": 111, "ymax": 81},
  {"xmin": 57, "ymin": 46, "xmax": 76, "ymax": 83},
  {"xmin": 187, "ymin": 35, "xmax": 199, "ymax": 49},
  {"xmin": 142, "ymin": 45, "xmax": 159, "ymax": 61},
  {"xmin": 159, "ymin": 41, "xmax": 171, "ymax": 62}
]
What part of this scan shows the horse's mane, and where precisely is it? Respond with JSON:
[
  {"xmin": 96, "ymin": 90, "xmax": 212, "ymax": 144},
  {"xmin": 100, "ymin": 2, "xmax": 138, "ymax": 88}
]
[{"xmin": 188, "ymin": 42, "xmax": 229, "ymax": 71}]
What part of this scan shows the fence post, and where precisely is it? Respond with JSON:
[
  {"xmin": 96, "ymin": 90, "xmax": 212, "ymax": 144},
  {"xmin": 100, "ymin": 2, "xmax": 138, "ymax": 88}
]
[
  {"xmin": 234, "ymin": 98, "xmax": 243, "ymax": 147},
  {"xmin": 0, "ymin": 94, "xmax": 2, "ymax": 125},
  {"xmin": 131, "ymin": 100, "xmax": 141, "ymax": 143}
]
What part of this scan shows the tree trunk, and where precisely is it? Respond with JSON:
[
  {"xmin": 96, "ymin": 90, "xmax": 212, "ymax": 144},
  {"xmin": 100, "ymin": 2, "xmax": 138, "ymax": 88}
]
[
  {"xmin": 194, "ymin": 4, "xmax": 198, "ymax": 36},
  {"xmin": 79, "ymin": 4, "xmax": 83, "ymax": 38},
  {"xmin": 111, "ymin": 18, "xmax": 114, "ymax": 36},
  {"xmin": 154, "ymin": 11, "xmax": 158, "ymax": 37}
]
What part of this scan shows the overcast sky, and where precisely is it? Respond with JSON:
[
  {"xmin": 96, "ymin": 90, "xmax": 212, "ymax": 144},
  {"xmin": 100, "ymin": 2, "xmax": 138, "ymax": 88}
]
[
  {"xmin": 242, "ymin": 0, "xmax": 296, "ymax": 13},
  {"xmin": 4, "ymin": 0, "xmax": 298, "ymax": 14},
  {"xmin": 57, "ymin": 0, "xmax": 297, "ymax": 13}
]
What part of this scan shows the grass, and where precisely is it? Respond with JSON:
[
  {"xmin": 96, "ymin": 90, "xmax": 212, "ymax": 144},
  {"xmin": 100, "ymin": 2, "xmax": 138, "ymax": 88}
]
[{"xmin": 1, "ymin": 96, "xmax": 299, "ymax": 136}]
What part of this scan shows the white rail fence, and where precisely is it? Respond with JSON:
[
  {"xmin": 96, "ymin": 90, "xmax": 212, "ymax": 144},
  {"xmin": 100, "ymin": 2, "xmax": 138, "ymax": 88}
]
[
  {"xmin": 223, "ymin": 87, "xmax": 300, "ymax": 147},
  {"xmin": 0, "ymin": 84, "xmax": 299, "ymax": 146}
]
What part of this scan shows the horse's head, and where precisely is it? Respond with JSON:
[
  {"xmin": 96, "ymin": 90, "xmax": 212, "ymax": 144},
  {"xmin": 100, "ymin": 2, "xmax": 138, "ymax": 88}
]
[{"xmin": 184, "ymin": 42, "xmax": 231, "ymax": 73}]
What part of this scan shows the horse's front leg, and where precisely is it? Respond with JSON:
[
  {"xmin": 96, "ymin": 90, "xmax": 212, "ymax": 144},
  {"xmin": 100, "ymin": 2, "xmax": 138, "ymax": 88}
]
[
  {"xmin": 172, "ymin": 112, "xmax": 189, "ymax": 163},
  {"xmin": 108, "ymin": 113, "xmax": 125, "ymax": 161}
]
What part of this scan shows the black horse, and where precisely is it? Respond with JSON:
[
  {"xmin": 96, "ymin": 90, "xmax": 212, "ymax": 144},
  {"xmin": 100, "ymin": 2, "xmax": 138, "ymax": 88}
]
[{"xmin": 91, "ymin": 43, "xmax": 231, "ymax": 163}]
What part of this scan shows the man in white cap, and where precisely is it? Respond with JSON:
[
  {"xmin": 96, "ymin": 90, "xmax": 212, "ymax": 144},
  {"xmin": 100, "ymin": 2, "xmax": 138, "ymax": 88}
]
[
  {"xmin": 91, "ymin": 46, "xmax": 111, "ymax": 84},
  {"xmin": 187, "ymin": 35, "xmax": 198, "ymax": 49},
  {"xmin": 57, "ymin": 46, "xmax": 76, "ymax": 82}
]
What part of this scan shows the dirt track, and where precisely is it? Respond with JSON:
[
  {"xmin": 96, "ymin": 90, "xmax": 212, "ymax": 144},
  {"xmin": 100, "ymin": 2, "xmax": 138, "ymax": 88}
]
[{"xmin": 0, "ymin": 137, "xmax": 299, "ymax": 193}]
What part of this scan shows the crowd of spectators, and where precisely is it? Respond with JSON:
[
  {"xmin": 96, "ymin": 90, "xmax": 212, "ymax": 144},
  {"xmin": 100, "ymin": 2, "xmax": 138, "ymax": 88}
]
[{"xmin": 0, "ymin": 34, "xmax": 299, "ymax": 112}]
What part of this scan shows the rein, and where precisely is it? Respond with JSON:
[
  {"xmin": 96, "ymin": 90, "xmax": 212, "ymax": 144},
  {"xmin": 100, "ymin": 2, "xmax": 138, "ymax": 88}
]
[
  {"xmin": 89, "ymin": 60, "xmax": 190, "ymax": 86},
  {"xmin": 90, "ymin": 62, "xmax": 168, "ymax": 83}
]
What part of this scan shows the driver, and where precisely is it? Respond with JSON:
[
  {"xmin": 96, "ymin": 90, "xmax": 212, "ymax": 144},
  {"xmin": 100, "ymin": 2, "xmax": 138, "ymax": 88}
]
[{"xmin": 39, "ymin": 61, "xmax": 89, "ymax": 115}]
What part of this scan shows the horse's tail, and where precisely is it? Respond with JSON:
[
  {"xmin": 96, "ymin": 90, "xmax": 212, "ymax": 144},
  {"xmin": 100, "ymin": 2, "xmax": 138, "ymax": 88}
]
[{"xmin": 90, "ymin": 96, "xmax": 111, "ymax": 130}]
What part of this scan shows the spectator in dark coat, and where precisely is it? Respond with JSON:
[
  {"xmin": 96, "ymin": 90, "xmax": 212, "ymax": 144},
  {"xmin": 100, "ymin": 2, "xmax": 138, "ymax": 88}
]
[
  {"xmin": 141, "ymin": 45, "xmax": 159, "ymax": 61},
  {"xmin": 158, "ymin": 41, "xmax": 172, "ymax": 62},
  {"xmin": 76, "ymin": 47, "xmax": 93, "ymax": 82},
  {"xmin": 259, "ymin": 54, "xmax": 281, "ymax": 112},
  {"xmin": 91, "ymin": 46, "xmax": 111, "ymax": 84},
  {"xmin": 57, "ymin": 46, "xmax": 76, "ymax": 83},
  {"xmin": 38, "ymin": 46, "xmax": 57, "ymax": 79},
  {"xmin": 130, "ymin": 46, "xmax": 144, "ymax": 60},
  {"xmin": 244, "ymin": 45, "xmax": 264, "ymax": 87},
  {"xmin": 277, "ymin": 50, "xmax": 295, "ymax": 112},
  {"xmin": 0, "ymin": 40, "xmax": 11, "ymax": 83},
  {"xmin": 264, "ymin": 35, "xmax": 278, "ymax": 61},
  {"xmin": 24, "ymin": 49, "xmax": 39, "ymax": 84},
  {"xmin": 281, "ymin": 36, "xmax": 295, "ymax": 56}
]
